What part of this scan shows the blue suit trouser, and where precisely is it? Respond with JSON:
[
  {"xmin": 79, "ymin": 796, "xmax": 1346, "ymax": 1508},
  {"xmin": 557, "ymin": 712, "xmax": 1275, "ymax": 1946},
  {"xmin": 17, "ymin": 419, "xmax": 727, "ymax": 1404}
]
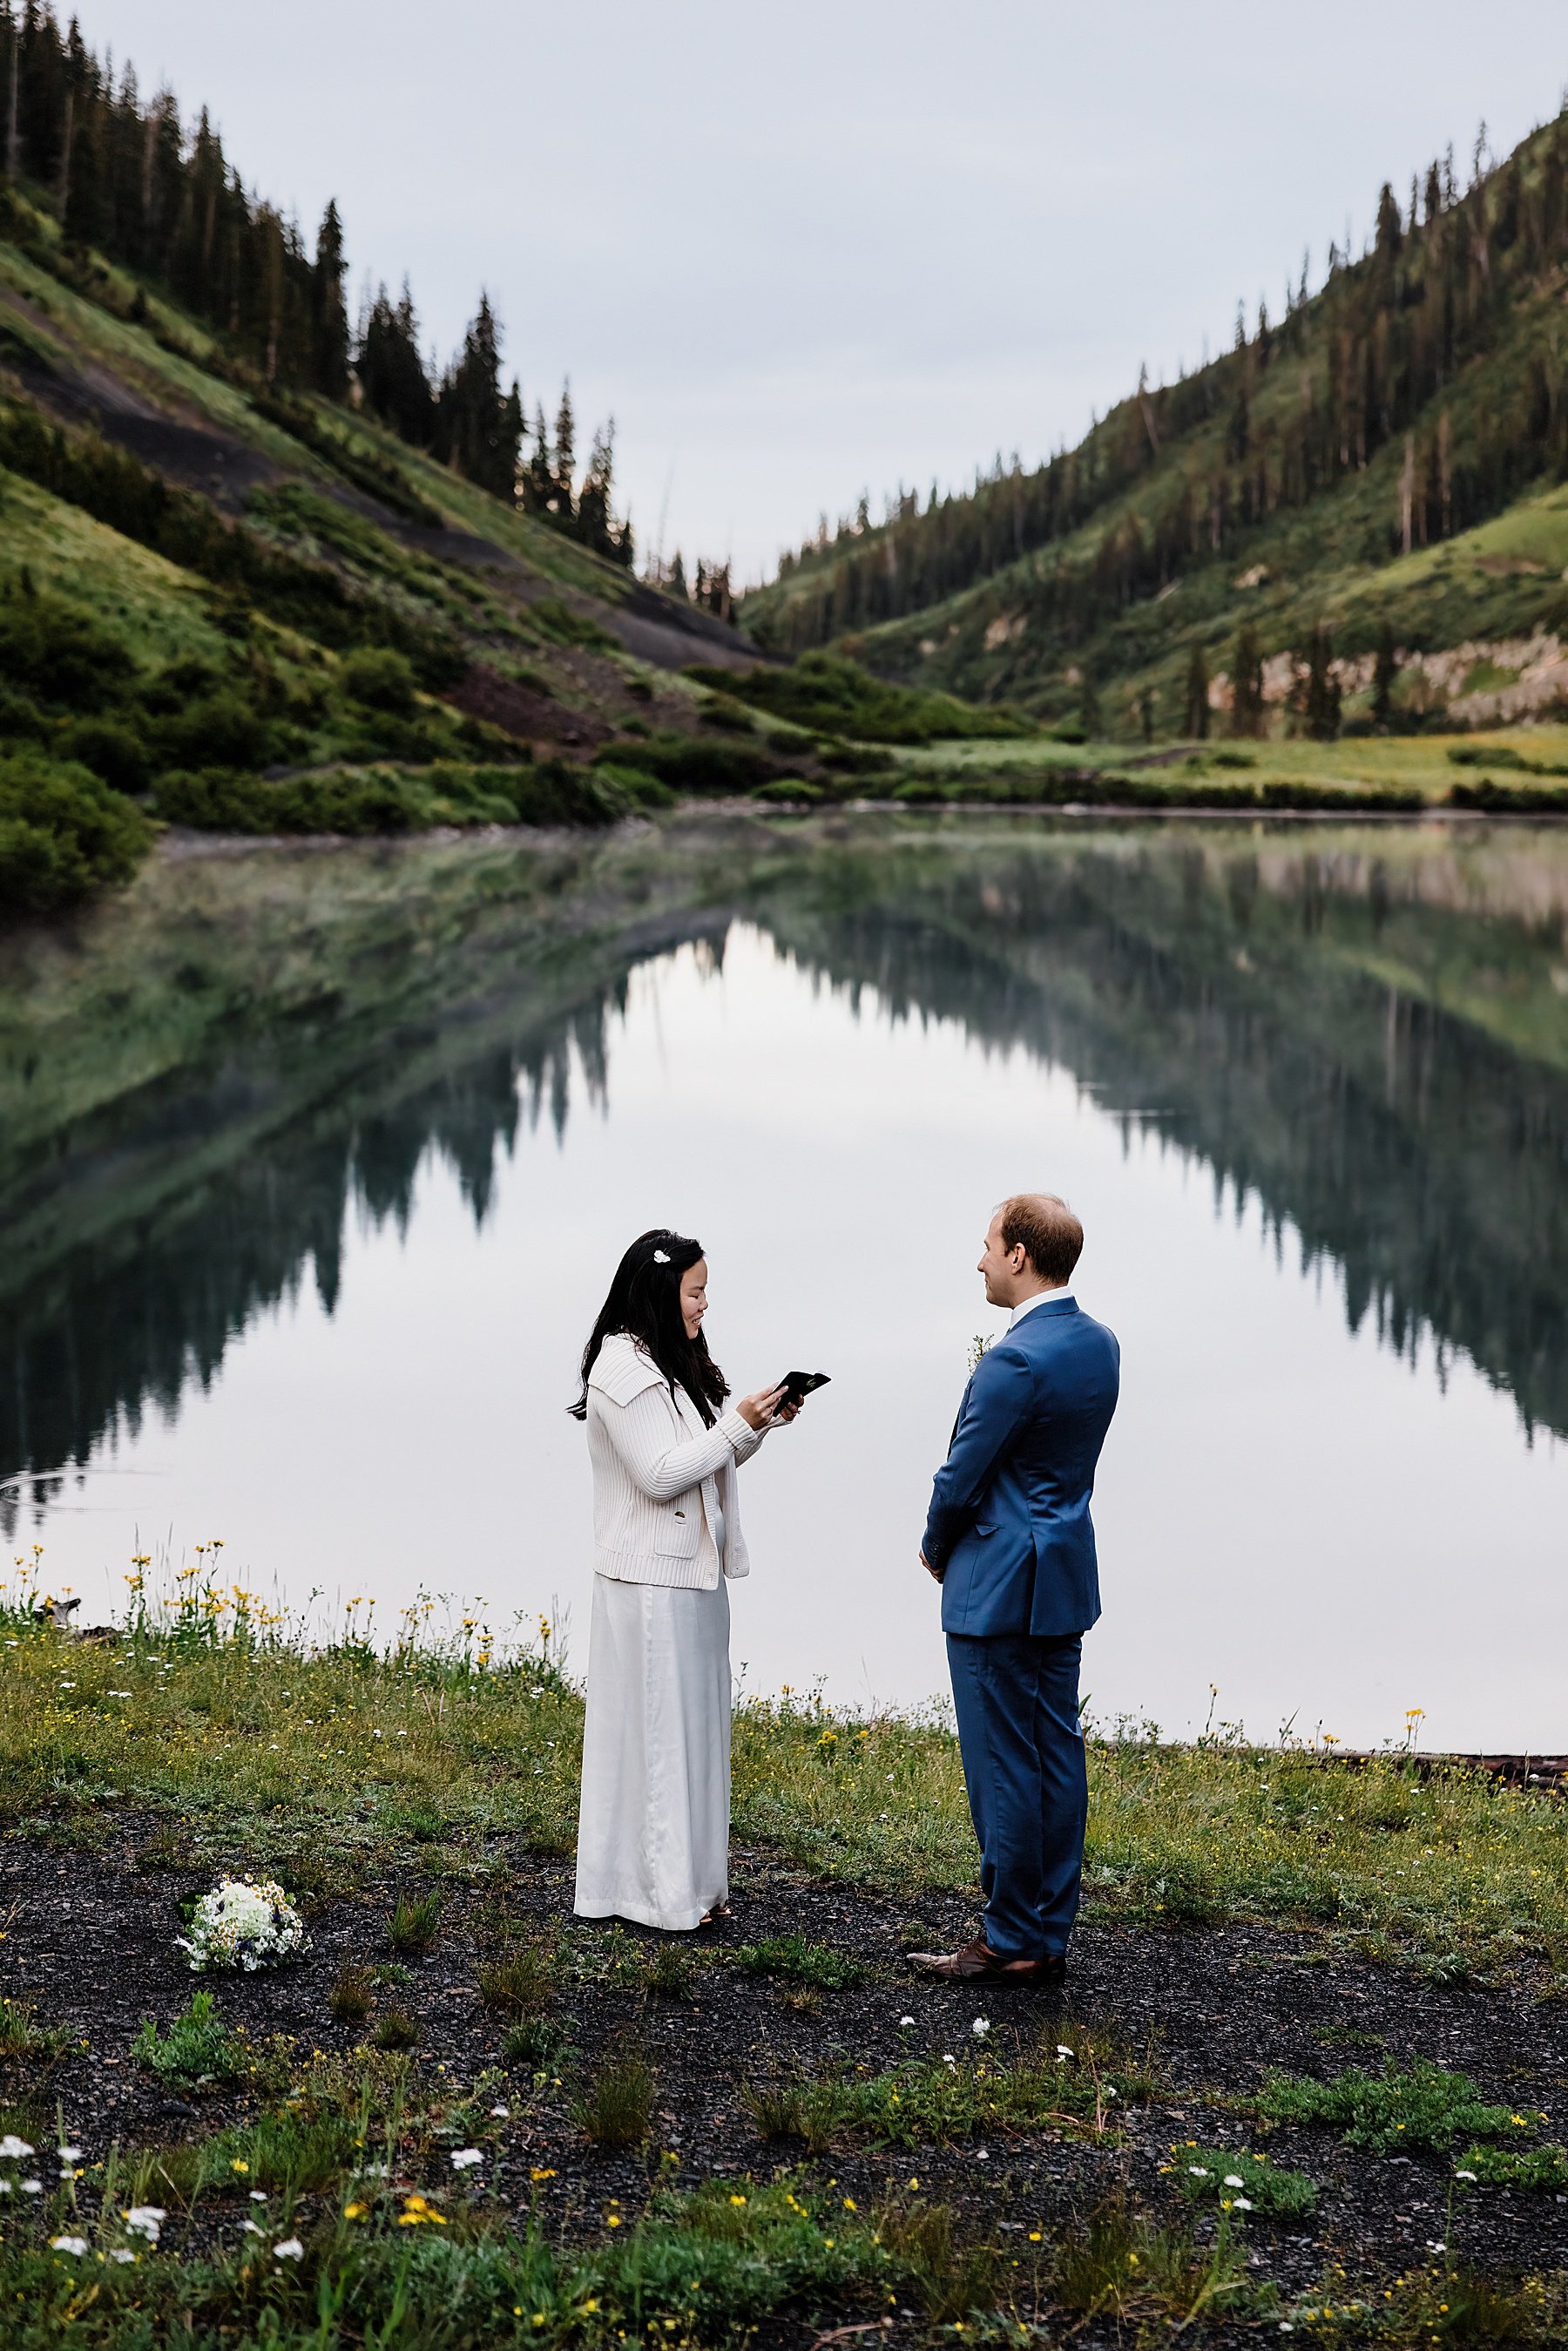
[{"xmin": 944, "ymin": 1631, "xmax": 1087, "ymax": 1961}]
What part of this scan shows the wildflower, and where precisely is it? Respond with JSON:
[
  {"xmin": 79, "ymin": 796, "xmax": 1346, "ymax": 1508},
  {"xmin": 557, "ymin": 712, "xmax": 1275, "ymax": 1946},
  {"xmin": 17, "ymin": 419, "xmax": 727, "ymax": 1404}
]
[
  {"xmin": 728, "ymin": 2193, "xmax": 747, "ymax": 2206},
  {"xmin": 249, "ymin": 2190, "xmax": 267, "ymax": 2202},
  {"xmin": 124, "ymin": 2207, "xmax": 165, "ymax": 2240},
  {"xmin": 1455, "ymin": 2169, "xmax": 1477, "ymax": 2182},
  {"xmin": 0, "ymin": 2135, "xmax": 35, "ymax": 2159},
  {"xmin": 108, "ymin": 2247, "xmax": 135, "ymax": 2263},
  {"xmin": 50, "ymin": 2236, "xmax": 89, "ymax": 2256},
  {"xmin": 21, "ymin": 2178, "xmax": 43, "ymax": 2194},
  {"xmin": 1223, "ymin": 2175, "xmax": 1244, "ymax": 2188},
  {"xmin": 899, "ymin": 2016, "xmax": 915, "ymax": 2028},
  {"xmin": 531, "ymin": 2168, "xmax": 557, "ymax": 2183},
  {"xmin": 1188, "ymin": 2166, "xmax": 1211, "ymax": 2178},
  {"xmin": 231, "ymin": 2159, "xmax": 250, "ymax": 2175},
  {"xmin": 344, "ymin": 2202, "xmax": 368, "ymax": 2220},
  {"xmin": 1056, "ymin": 2045, "xmax": 1075, "ymax": 2061},
  {"xmin": 943, "ymin": 2054, "xmax": 956, "ymax": 2068},
  {"xmin": 490, "ymin": 2104, "xmax": 510, "ymax": 2117},
  {"xmin": 1028, "ymin": 2231, "xmax": 1042, "ymax": 2242},
  {"xmin": 274, "ymin": 2237, "xmax": 304, "ymax": 2260},
  {"xmin": 451, "ymin": 2148, "xmax": 483, "ymax": 2170},
  {"xmin": 1233, "ymin": 2196, "xmax": 1254, "ymax": 2211},
  {"xmin": 57, "ymin": 2144, "xmax": 81, "ymax": 2165},
  {"xmin": 971, "ymin": 2016, "xmax": 990, "ymax": 2039}
]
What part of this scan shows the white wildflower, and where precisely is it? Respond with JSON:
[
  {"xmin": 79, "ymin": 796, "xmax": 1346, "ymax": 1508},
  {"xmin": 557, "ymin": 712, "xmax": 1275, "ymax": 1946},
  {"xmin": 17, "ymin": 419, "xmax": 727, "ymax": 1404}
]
[
  {"xmin": 1455, "ymin": 2170, "xmax": 1477, "ymax": 2182},
  {"xmin": 489, "ymin": 2106, "xmax": 510, "ymax": 2118},
  {"xmin": 1223, "ymin": 2175, "xmax": 1245, "ymax": 2188},
  {"xmin": 1233, "ymin": 2196, "xmax": 1254, "ymax": 2211},
  {"xmin": 274, "ymin": 2236, "xmax": 304, "ymax": 2260},
  {"xmin": 1188, "ymin": 2165, "xmax": 1211, "ymax": 2178},
  {"xmin": 0, "ymin": 2135, "xmax": 35, "ymax": 2159},
  {"xmin": 451, "ymin": 2148, "xmax": 483, "ymax": 2170},
  {"xmin": 178, "ymin": 1877, "xmax": 308, "ymax": 1974},
  {"xmin": 108, "ymin": 2248, "xmax": 135, "ymax": 2264},
  {"xmin": 899, "ymin": 2016, "xmax": 915, "ymax": 2029},
  {"xmin": 21, "ymin": 2178, "xmax": 43, "ymax": 2194},
  {"xmin": 1056, "ymin": 2045, "xmax": 1075, "ymax": 2061},
  {"xmin": 50, "ymin": 2236, "xmax": 88, "ymax": 2256},
  {"xmin": 124, "ymin": 2207, "xmax": 165, "ymax": 2239},
  {"xmin": 971, "ymin": 2016, "xmax": 990, "ymax": 2039}
]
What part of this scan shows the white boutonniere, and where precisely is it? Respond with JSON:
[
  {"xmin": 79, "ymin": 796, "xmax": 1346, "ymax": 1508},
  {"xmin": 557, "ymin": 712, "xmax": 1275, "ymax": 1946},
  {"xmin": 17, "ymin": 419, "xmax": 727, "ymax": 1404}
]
[{"xmin": 967, "ymin": 1334, "xmax": 994, "ymax": 1375}]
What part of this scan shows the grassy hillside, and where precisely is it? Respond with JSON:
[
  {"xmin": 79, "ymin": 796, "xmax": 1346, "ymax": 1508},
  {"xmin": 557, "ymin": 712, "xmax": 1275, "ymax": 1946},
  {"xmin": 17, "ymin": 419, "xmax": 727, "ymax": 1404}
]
[
  {"xmin": 0, "ymin": 169, "xmax": 782, "ymax": 920},
  {"xmin": 740, "ymin": 110, "xmax": 1568, "ymax": 743}
]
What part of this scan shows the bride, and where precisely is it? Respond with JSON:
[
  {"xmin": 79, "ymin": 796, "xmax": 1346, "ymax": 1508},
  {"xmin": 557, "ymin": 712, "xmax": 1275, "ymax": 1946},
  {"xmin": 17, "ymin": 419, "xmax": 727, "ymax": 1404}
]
[{"xmin": 570, "ymin": 1228, "xmax": 795, "ymax": 1932}]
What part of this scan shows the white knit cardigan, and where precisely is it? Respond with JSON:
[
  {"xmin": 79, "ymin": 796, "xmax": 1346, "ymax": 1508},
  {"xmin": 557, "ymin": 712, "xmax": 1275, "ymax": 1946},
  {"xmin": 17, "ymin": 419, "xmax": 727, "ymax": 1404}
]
[{"xmin": 585, "ymin": 1332, "xmax": 768, "ymax": 1589}]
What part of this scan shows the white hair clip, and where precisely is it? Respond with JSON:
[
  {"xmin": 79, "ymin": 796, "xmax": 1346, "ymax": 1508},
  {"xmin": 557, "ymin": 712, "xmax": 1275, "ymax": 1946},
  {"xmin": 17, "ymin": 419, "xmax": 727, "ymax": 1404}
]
[{"xmin": 652, "ymin": 1249, "xmax": 671, "ymax": 1264}]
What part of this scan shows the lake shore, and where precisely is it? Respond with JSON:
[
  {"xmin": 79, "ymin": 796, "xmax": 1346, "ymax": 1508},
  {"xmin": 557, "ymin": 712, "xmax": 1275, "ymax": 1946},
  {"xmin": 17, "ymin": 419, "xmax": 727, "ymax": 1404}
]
[{"xmin": 3, "ymin": 1609, "xmax": 1567, "ymax": 2345}]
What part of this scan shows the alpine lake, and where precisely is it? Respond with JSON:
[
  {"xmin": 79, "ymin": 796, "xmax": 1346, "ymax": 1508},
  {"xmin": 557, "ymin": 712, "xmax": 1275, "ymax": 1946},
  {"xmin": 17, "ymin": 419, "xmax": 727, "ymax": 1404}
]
[{"xmin": 2, "ymin": 805, "xmax": 1564, "ymax": 1752}]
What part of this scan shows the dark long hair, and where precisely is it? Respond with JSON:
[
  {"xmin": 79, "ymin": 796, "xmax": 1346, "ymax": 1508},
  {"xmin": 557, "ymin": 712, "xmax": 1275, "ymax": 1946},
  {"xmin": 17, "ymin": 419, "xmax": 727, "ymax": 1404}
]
[{"xmin": 569, "ymin": 1228, "xmax": 730, "ymax": 1426}]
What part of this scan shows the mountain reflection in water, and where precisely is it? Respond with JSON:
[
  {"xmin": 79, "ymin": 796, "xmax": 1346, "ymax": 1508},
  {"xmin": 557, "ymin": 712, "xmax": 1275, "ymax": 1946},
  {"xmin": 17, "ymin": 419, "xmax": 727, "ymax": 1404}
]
[{"xmin": 0, "ymin": 813, "xmax": 1563, "ymax": 1742}]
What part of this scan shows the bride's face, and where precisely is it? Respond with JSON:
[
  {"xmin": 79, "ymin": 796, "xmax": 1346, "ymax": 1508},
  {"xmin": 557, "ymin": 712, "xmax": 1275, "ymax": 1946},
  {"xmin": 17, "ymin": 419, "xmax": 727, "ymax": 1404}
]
[{"xmin": 679, "ymin": 1259, "xmax": 709, "ymax": 1340}]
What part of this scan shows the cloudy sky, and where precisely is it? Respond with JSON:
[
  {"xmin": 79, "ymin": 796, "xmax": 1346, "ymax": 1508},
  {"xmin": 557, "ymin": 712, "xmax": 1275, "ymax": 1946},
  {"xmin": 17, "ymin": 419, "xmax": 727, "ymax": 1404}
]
[{"xmin": 91, "ymin": 2, "xmax": 1566, "ymax": 581}]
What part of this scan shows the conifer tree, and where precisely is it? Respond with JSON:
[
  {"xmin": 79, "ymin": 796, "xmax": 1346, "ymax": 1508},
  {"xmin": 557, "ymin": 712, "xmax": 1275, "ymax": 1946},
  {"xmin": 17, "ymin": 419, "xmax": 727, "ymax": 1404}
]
[
  {"xmin": 1372, "ymin": 623, "xmax": 1399, "ymax": 730},
  {"xmin": 668, "ymin": 550, "xmax": 688, "ymax": 600},
  {"xmin": 1301, "ymin": 627, "xmax": 1341, "ymax": 741},
  {"xmin": 1231, "ymin": 624, "xmax": 1265, "ymax": 738},
  {"xmin": 523, "ymin": 402, "xmax": 554, "ymax": 514},
  {"xmin": 1184, "ymin": 641, "xmax": 1210, "ymax": 739},
  {"xmin": 311, "ymin": 200, "xmax": 350, "ymax": 399},
  {"xmin": 552, "ymin": 382, "xmax": 576, "ymax": 519}
]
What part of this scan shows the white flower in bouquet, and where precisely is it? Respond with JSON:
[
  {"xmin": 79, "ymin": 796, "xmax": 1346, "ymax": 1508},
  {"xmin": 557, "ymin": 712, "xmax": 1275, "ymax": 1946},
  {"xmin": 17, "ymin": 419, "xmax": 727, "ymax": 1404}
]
[{"xmin": 178, "ymin": 1877, "xmax": 308, "ymax": 1973}]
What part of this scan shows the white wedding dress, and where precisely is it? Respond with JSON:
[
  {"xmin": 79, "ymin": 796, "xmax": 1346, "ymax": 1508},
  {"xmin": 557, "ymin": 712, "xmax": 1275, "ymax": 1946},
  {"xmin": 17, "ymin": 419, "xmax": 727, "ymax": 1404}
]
[{"xmin": 573, "ymin": 1563, "xmax": 732, "ymax": 1932}]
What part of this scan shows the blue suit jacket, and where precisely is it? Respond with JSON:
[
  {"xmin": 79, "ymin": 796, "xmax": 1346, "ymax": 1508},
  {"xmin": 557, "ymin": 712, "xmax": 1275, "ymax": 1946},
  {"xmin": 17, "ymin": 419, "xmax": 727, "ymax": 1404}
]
[{"xmin": 923, "ymin": 1298, "xmax": 1120, "ymax": 1639}]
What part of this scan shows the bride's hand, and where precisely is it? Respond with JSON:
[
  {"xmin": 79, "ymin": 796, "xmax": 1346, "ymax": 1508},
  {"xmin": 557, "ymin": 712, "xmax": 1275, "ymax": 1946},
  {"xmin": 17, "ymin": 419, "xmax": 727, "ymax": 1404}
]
[{"xmin": 737, "ymin": 1383, "xmax": 791, "ymax": 1431}]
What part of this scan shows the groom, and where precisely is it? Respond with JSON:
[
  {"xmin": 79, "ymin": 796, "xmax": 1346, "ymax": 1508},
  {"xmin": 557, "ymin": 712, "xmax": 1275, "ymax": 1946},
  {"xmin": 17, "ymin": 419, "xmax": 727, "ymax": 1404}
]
[{"xmin": 911, "ymin": 1194, "xmax": 1120, "ymax": 1988}]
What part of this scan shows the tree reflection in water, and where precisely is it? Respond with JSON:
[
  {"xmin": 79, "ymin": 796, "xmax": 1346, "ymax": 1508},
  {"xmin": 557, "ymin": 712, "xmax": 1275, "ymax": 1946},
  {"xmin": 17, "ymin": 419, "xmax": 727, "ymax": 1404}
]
[{"xmin": 1, "ymin": 817, "xmax": 1564, "ymax": 1535}]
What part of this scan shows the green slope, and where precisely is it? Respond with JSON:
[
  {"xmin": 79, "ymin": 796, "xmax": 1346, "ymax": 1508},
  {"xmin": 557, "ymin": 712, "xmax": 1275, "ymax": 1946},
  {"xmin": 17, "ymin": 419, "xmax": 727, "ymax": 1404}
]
[
  {"xmin": 0, "ymin": 185, "xmax": 764, "ymax": 918},
  {"xmin": 740, "ymin": 111, "xmax": 1568, "ymax": 741}
]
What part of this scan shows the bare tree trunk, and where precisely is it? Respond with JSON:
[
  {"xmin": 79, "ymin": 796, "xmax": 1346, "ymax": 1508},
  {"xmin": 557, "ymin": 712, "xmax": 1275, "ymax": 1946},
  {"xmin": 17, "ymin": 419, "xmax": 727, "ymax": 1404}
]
[{"xmin": 1399, "ymin": 435, "xmax": 1415, "ymax": 557}]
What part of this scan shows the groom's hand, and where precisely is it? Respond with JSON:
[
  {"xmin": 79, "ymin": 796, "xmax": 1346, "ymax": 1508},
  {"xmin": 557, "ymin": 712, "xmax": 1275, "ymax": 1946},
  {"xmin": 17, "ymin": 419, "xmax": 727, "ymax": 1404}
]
[{"xmin": 919, "ymin": 1549, "xmax": 943, "ymax": 1583}]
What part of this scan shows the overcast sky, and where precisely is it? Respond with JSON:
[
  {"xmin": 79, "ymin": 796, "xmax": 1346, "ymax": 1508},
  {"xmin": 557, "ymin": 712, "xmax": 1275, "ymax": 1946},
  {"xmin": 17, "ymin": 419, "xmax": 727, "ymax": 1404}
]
[{"xmin": 89, "ymin": 3, "xmax": 1567, "ymax": 581}]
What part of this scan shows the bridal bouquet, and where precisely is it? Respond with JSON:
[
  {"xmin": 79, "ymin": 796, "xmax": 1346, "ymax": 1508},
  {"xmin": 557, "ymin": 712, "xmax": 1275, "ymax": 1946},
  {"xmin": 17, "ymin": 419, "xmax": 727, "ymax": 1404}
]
[{"xmin": 179, "ymin": 1876, "xmax": 309, "ymax": 1973}]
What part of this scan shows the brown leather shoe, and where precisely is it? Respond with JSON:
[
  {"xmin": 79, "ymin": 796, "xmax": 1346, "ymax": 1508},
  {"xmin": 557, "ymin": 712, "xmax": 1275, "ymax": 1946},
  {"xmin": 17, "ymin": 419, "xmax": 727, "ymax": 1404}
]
[{"xmin": 908, "ymin": 1935, "xmax": 1065, "ymax": 1987}]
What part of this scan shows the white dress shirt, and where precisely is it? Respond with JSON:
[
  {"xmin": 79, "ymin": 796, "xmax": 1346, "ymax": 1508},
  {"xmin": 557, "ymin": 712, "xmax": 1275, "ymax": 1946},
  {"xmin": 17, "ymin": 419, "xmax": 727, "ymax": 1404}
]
[{"xmin": 1009, "ymin": 1284, "xmax": 1074, "ymax": 1330}]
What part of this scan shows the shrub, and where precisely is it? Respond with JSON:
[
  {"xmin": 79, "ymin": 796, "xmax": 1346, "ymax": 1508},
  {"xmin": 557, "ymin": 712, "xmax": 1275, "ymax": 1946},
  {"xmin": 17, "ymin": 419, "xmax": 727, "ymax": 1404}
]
[
  {"xmin": 0, "ymin": 755, "xmax": 153, "ymax": 918},
  {"xmin": 340, "ymin": 647, "xmax": 418, "ymax": 715},
  {"xmin": 501, "ymin": 2016, "xmax": 561, "ymax": 2067},
  {"xmin": 199, "ymin": 2107, "xmax": 361, "ymax": 2195},
  {"xmin": 372, "ymin": 2009, "xmax": 418, "ymax": 2051},
  {"xmin": 152, "ymin": 767, "xmax": 415, "ymax": 836},
  {"xmin": 686, "ymin": 652, "xmax": 1027, "ymax": 743},
  {"xmin": 597, "ymin": 732, "xmax": 777, "ymax": 796},
  {"xmin": 0, "ymin": 581, "xmax": 137, "ymax": 709},
  {"xmin": 132, "ymin": 1990, "xmax": 245, "ymax": 2087},
  {"xmin": 575, "ymin": 2042, "xmax": 655, "ymax": 2147},
  {"xmin": 158, "ymin": 688, "xmax": 273, "ymax": 770},
  {"xmin": 56, "ymin": 717, "xmax": 151, "ymax": 793}
]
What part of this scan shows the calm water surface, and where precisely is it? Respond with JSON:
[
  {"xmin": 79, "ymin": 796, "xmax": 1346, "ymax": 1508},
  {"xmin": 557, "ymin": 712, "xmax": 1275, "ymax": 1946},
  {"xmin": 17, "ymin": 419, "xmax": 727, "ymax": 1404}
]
[{"xmin": 2, "ymin": 813, "xmax": 1565, "ymax": 1747}]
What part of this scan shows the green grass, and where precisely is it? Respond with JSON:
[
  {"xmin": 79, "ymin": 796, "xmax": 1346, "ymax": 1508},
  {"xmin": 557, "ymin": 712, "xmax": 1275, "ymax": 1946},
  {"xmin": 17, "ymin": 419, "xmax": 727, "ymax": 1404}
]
[
  {"xmin": 573, "ymin": 2042, "xmax": 656, "ymax": 2149},
  {"xmin": 5, "ymin": 1579, "xmax": 1568, "ymax": 1980},
  {"xmin": 746, "ymin": 2021, "xmax": 1153, "ymax": 2152},
  {"xmin": 730, "ymin": 1935, "xmax": 862, "ymax": 1990},
  {"xmin": 1254, "ymin": 2060, "xmax": 1540, "ymax": 2155}
]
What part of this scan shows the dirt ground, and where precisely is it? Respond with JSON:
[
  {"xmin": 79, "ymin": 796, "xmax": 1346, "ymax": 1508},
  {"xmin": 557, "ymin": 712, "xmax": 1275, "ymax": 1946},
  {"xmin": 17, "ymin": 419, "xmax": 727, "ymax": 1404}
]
[{"xmin": 3, "ymin": 1816, "xmax": 1564, "ymax": 2318}]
